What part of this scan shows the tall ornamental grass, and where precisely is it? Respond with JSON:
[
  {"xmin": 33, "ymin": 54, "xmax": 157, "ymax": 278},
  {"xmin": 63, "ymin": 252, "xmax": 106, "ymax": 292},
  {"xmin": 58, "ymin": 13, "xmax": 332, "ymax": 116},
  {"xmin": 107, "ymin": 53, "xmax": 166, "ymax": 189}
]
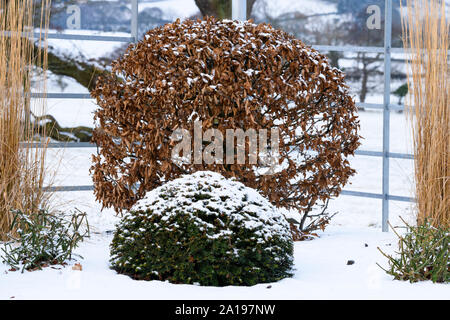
[
  {"xmin": 0, "ymin": 0, "xmax": 51, "ymax": 239},
  {"xmin": 402, "ymin": 0, "xmax": 449, "ymax": 227}
]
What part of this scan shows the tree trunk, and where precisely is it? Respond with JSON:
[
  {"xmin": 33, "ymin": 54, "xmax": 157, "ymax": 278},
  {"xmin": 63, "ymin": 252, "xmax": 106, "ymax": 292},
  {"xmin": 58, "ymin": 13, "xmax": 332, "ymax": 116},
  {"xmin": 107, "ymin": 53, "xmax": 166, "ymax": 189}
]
[
  {"xmin": 359, "ymin": 53, "xmax": 368, "ymax": 104},
  {"xmin": 41, "ymin": 46, "xmax": 109, "ymax": 91},
  {"xmin": 195, "ymin": 0, "xmax": 256, "ymax": 19}
]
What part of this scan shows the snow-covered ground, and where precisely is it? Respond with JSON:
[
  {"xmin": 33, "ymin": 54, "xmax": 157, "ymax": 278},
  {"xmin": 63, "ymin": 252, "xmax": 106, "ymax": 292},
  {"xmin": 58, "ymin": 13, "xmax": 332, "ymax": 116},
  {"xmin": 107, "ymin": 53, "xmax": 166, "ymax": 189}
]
[{"xmin": 1, "ymin": 226, "xmax": 448, "ymax": 299}]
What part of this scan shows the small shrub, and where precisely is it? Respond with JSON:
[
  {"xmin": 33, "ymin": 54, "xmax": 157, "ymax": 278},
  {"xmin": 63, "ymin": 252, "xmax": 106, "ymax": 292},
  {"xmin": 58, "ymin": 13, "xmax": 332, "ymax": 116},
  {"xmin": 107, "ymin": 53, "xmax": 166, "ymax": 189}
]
[
  {"xmin": 378, "ymin": 218, "xmax": 449, "ymax": 283},
  {"xmin": 1, "ymin": 209, "xmax": 89, "ymax": 272},
  {"xmin": 110, "ymin": 171, "xmax": 294, "ymax": 286}
]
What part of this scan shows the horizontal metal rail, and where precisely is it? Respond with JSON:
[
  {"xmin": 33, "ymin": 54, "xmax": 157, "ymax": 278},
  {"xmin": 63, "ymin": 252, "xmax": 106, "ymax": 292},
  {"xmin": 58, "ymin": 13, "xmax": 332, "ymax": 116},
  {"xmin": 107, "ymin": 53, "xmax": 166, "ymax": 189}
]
[
  {"xmin": 2, "ymin": 31, "xmax": 440, "ymax": 58},
  {"xmin": 21, "ymin": 142, "xmax": 414, "ymax": 160},
  {"xmin": 357, "ymin": 102, "xmax": 405, "ymax": 111},
  {"xmin": 44, "ymin": 33, "xmax": 134, "ymax": 42},
  {"xmin": 22, "ymin": 142, "xmax": 95, "ymax": 148},
  {"xmin": 42, "ymin": 184, "xmax": 414, "ymax": 202},
  {"xmin": 314, "ymin": 45, "xmax": 450, "ymax": 57},
  {"xmin": 32, "ymin": 93, "xmax": 92, "ymax": 99},
  {"xmin": 340, "ymin": 190, "xmax": 414, "ymax": 202},
  {"xmin": 35, "ymin": 142, "xmax": 415, "ymax": 202},
  {"xmin": 45, "ymin": 185, "xmax": 94, "ymax": 192},
  {"xmin": 1, "ymin": 31, "xmax": 134, "ymax": 42},
  {"xmin": 23, "ymin": 142, "xmax": 415, "ymax": 162},
  {"xmin": 31, "ymin": 142, "xmax": 414, "ymax": 202},
  {"xmin": 36, "ymin": 143, "xmax": 414, "ymax": 202},
  {"xmin": 313, "ymin": 45, "xmax": 407, "ymax": 54},
  {"xmin": 33, "ymin": 93, "xmax": 407, "ymax": 111},
  {"xmin": 355, "ymin": 150, "xmax": 414, "ymax": 160},
  {"xmin": 0, "ymin": 32, "xmax": 398, "ymax": 52},
  {"xmin": 314, "ymin": 45, "xmax": 385, "ymax": 53}
]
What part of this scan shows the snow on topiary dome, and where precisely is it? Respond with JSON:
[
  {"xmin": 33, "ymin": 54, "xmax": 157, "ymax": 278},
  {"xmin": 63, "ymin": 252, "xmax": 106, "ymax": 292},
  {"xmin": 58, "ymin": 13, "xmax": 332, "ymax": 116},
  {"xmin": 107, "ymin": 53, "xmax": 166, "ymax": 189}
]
[
  {"xmin": 110, "ymin": 171, "xmax": 294, "ymax": 286},
  {"xmin": 133, "ymin": 171, "xmax": 292, "ymax": 242}
]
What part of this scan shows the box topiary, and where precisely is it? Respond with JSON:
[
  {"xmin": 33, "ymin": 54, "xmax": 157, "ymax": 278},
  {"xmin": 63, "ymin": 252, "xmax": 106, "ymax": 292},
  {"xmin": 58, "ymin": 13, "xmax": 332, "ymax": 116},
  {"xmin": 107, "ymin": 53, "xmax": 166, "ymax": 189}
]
[
  {"xmin": 91, "ymin": 17, "xmax": 360, "ymax": 233},
  {"xmin": 110, "ymin": 171, "xmax": 294, "ymax": 286}
]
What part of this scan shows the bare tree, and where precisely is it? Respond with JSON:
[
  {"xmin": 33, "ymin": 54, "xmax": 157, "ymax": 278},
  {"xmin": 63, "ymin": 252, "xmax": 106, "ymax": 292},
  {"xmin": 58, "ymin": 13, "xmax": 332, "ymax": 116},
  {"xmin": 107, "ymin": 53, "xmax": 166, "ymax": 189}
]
[{"xmin": 356, "ymin": 52, "xmax": 382, "ymax": 103}]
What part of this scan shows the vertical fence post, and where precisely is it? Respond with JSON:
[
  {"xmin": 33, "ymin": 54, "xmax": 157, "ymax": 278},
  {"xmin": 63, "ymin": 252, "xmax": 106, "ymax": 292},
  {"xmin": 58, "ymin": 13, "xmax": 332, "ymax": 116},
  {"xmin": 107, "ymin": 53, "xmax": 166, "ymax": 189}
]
[
  {"xmin": 131, "ymin": 0, "xmax": 139, "ymax": 42},
  {"xmin": 232, "ymin": 0, "xmax": 247, "ymax": 20},
  {"xmin": 382, "ymin": 0, "xmax": 392, "ymax": 232}
]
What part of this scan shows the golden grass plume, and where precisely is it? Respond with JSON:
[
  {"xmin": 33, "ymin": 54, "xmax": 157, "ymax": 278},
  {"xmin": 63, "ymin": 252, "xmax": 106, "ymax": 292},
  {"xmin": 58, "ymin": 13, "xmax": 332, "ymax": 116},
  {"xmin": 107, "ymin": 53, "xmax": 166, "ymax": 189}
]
[
  {"xmin": 402, "ymin": 0, "xmax": 449, "ymax": 227},
  {"xmin": 0, "ymin": 0, "xmax": 51, "ymax": 239}
]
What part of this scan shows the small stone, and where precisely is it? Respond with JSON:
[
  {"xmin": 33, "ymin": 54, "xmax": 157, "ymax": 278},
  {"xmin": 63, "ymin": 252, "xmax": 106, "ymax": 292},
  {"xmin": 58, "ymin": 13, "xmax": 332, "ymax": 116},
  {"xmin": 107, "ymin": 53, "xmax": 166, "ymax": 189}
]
[
  {"xmin": 347, "ymin": 260, "xmax": 355, "ymax": 265},
  {"xmin": 364, "ymin": 243, "xmax": 368, "ymax": 247},
  {"xmin": 266, "ymin": 285, "xmax": 272, "ymax": 289}
]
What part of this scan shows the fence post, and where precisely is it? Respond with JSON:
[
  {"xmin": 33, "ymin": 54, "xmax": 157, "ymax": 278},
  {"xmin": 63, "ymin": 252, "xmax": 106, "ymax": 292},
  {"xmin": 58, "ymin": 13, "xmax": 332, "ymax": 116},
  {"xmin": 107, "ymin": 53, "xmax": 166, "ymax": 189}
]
[
  {"xmin": 382, "ymin": 0, "xmax": 392, "ymax": 232},
  {"xmin": 131, "ymin": 0, "xmax": 139, "ymax": 42},
  {"xmin": 232, "ymin": 0, "xmax": 247, "ymax": 20}
]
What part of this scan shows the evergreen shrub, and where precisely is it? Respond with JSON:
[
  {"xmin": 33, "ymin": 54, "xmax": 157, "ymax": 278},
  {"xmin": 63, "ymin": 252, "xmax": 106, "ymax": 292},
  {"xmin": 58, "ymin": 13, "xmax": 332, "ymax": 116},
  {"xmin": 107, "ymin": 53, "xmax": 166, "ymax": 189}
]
[{"xmin": 110, "ymin": 171, "xmax": 294, "ymax": 286}]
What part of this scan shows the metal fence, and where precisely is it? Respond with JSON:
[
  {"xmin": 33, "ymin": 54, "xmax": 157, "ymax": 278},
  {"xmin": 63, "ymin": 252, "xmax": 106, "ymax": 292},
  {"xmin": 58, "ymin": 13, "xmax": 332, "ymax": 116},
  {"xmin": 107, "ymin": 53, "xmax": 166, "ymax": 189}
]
[{"xmin": 25, "ymin": 0, "xmax": 413, "ymax": 232}]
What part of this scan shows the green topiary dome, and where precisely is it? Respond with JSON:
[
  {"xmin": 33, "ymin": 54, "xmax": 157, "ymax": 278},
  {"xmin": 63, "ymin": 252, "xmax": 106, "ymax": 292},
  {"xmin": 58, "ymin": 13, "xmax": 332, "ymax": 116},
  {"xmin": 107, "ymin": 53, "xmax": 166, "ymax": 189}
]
[{"xmin": 110, "ymin": 171, "xmax": 294, "ymax": 286}]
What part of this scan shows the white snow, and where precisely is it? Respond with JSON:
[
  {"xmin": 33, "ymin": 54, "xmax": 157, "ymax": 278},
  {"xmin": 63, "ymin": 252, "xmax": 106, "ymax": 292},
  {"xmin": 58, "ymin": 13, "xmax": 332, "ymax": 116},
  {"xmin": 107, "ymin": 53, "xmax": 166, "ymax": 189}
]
[
  {"xmin": 253, "ymin": 0, "xmax": 337, "ymax": 18},
  {"xmin": 131, "ymin": 171, "xmax": 291, "ymax": 242},
  {"xmin": 137, "ymin": 0, "xmax": 199, "ymax": 21},
  {"xmin": 1, "ymin": 226, "xmax": 448, "ymax": 299},
  {"xmin": 46, "ymin": 30, "xmax": 128, "ymax": 61}
]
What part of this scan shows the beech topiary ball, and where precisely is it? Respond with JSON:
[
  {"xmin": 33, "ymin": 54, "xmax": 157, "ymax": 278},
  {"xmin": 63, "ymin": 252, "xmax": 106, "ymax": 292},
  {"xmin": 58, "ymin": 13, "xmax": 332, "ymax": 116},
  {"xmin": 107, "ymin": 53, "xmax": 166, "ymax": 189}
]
[
  {"xmin": 109, "ymin": 171, "xmax": 294, "ymax": 286},
  {"xmin": 91, "ymin": 17, "xmax": 360, "ymax": 229}
]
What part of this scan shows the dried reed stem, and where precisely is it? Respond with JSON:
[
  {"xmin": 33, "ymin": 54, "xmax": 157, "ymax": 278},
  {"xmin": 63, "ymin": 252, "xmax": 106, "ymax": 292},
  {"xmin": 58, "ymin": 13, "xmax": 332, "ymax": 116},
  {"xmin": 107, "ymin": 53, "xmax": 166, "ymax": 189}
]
[
  {"xmin": 402, "ymin": 0, "xmax": 449, "ymax": 227},
  {"xmin": 0, "ymin": 0, "xmax": 51, "ymax": 239}
]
